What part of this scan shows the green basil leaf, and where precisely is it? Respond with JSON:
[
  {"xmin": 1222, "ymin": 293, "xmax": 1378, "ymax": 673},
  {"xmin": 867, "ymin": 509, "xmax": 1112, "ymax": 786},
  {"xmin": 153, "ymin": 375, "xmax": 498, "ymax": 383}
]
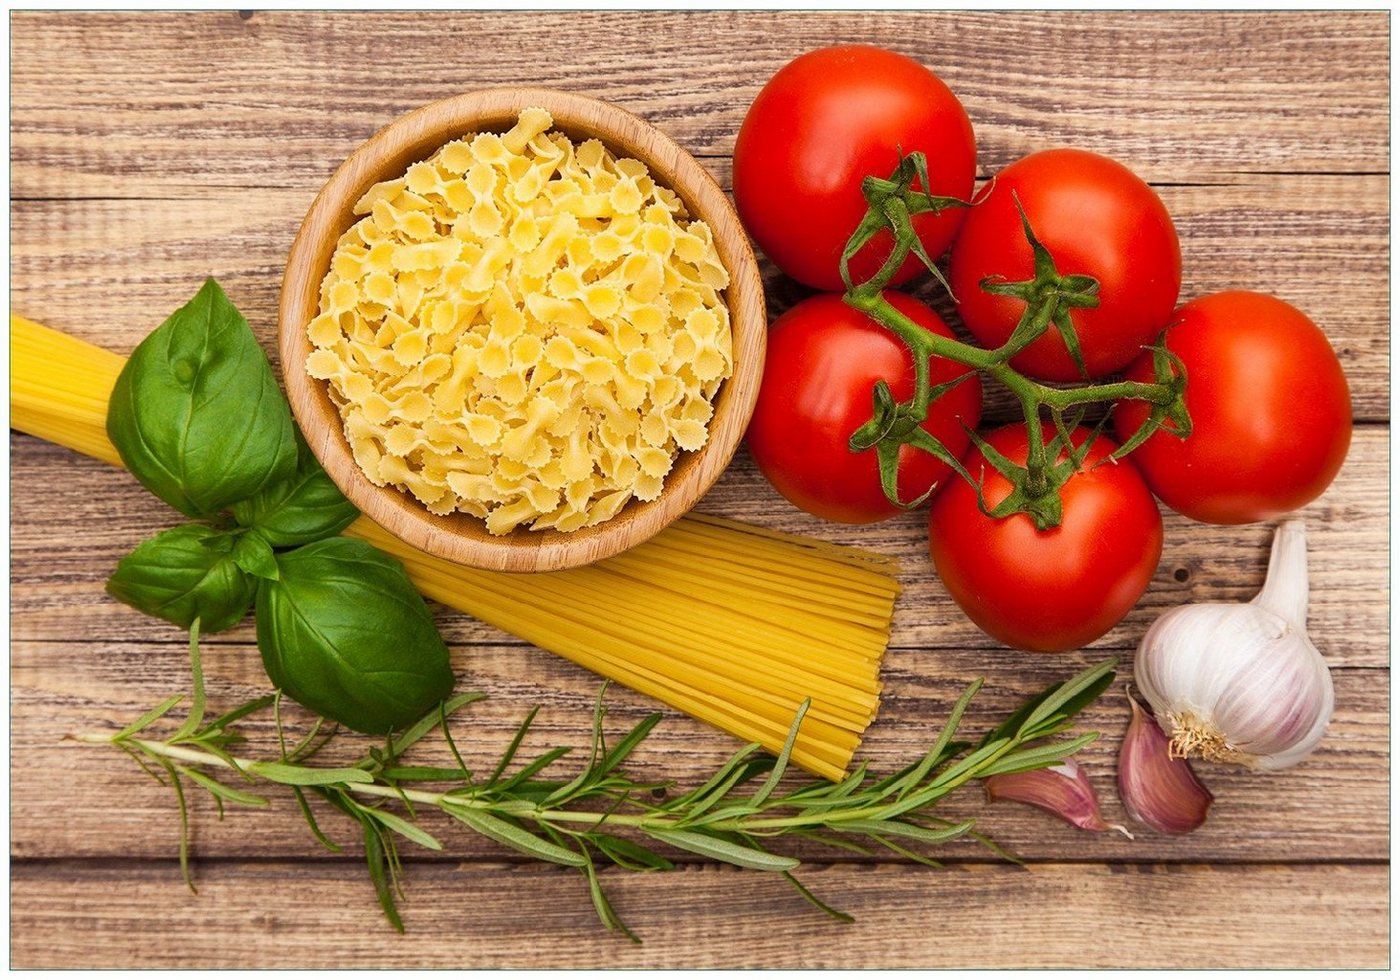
[
  {"xmin": 231, "ymin": 428, "xmax": 359, "ymax": 547},
  {"xmin": 106, "ymin": 523, "xmax": 256, "ymax": 633},
  {"xmin": 254, "ymin": 537, "xmax": 454, "ymax": 735},
  {"xmin": 106, "ymin": 278, "xmax": 297, "ymax": 518},
  {"xmin": 229, "ymin": 529, "xmax": 279, "ymax": 581}
]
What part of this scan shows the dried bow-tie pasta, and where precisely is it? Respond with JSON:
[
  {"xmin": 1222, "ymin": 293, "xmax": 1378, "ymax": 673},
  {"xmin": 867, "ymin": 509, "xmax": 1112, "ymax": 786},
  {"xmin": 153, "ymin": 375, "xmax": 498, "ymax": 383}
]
[{"xmin": 306, "ymin": 108, "xmax": 733, "ymax": 536}]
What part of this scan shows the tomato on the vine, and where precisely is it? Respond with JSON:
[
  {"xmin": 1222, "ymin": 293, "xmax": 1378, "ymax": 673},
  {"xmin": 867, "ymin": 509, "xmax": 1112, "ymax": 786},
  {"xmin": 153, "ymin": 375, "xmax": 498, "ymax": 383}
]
[
  {"xmin": 746, "ymin": 292, "xmax": 982, "ymax": 524},
  {"xmin": 928, "ymin": 425, "xmax": 1163, "ymax": 652},
  {"xmin": 1114, "ymin": 291, "xmax": 1352, "ymax": 524},
  {"xmin": 948, "ymin": 148, "xmax": 1181, "ymax": 382},
  {"xmin": 733, "ymin": 45, "xmax": 976, "ymax": 291}
]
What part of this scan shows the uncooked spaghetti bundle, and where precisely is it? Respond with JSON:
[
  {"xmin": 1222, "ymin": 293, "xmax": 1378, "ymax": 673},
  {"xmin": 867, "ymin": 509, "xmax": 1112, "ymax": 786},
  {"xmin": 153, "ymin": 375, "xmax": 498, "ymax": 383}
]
[{"xmin": 11, "ymin": 314, "xmax": 898, "ymax": 778}]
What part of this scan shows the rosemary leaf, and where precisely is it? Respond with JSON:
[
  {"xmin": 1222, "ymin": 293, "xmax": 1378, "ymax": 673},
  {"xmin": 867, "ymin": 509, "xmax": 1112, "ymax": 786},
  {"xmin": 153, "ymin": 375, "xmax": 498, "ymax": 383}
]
[
  {"xmin": 197, "ymin": 740, "xmax": 256, "ymax": 783},
  {"xmin": 643, "ymin": 828, "xmax": 798, "ymax": 871},
  {"xmin": 443, "ymin": 804, "xmax": 587, "ymax": 867},
  {"xmin": 117, "ymin": 740, "xmax": 168, "ymax": 785},
  {"xmin": 784, "ymin": 762, "xmax": 869, "ymax": 803},
  {"xmin": 892, "ymin": 679, "xmax": 983, "ymax": 800},
  {"xmin": 180, "ymin": 766, "xmax": 270, "ymax": 807},
  {"xmin": 111, "ymin": 694, "xmax": 185, "ymax": 742},
  {"xmin": 168, "ymin": 622, "xmax": 207, "ymax": 742},
  {"xmin": 251, "ymin": 761, "xmax": 374, "ymax": 786},
  {"xmin": 664, "ymin": 742, "xmax": 765, "ymax": 810},
  {"xmin": 867, "ymin": 834, "xmax": 945, "ymax": 868},
  {"xmin": 929, "ymin": 738, "xmax": 1012, "ymax": 790},
  {"xmin": 582, "ymin": 851, "xmax": 640, "ymax": 944},
  {"xmin": 987, "ymin": 657, "xmax": 1116, "ymax": 745},
  {"xmin": 485, "ymin": 705, "xmax": 540, "ymax": 788},
  {"xmin": 359, "ymin": 806, "xmax": 443, "ymax": 852},
  {"xmin": 1019, "ymin": 657, "xmax": 1116, "ymax": 735},
  {"xmin": 288, "ymin": 718, "xmax": 338, "ymax": 764},
  {"xmin": 783, "ymin": 871, "xmax": 855, "ymax": 923},
  {"xmin": 381, "ymin": 691, "xmax": 485, "ymax": 764},
  {"xmin": 976, "ymin": 731, "xmax": 1101, "ymax": 778},
  {"xmin": 584, "ymin": 684, "xmax": 609, "ymax": 772},
  {"xmin": 202, "ymin": 694, "xmax": 278, "ymax": 737},
  {"xmin": 361, "ymin": 817, "xmax": 404, "ymax": 934},
  {"xmin": 590, "ymin": 834, "xmax": 675, "ymax": 872},
  {"xmin": 491, "ymin": 746, "xmax": 574, "ymax": 793},
  {"xmin": 747, "ymin": 699, "xmax": 809, "ymax": 808},
  {"xmin": 674, "ymin": 757, "xmax": 773, "ymax": 823},
  {"xmin": 292, "ymin": 785, "xmax": 342, "ymax": 853},
  {"xmin": 155, "ymin": 756, "xmax": 195, "ymax": 894},
  {"xmin": 959, "ymin": 824, "xmax": 1026, "ymax": 867},
  {"xmin": 834, "ymin": 818, "xmax": 975, "ymax": 845},
  {"xmin": 439, "ymin": 699, "xmax": 473, "ymax": 784},
  {"xmin": 596, "ymin": 712, "xmax": 664, "ymax": 778}
]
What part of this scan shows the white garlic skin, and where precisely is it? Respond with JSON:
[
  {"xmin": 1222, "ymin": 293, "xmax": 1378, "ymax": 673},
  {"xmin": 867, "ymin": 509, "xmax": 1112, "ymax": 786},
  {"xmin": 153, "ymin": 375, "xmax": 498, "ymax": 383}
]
[
  {"xmin": 1134, "ymin": 603, "xmax": 1333, "ymax": 770},
  {"xmin": 1133, "ymin": 521, "xmax": 1334, "ymax": 772}
]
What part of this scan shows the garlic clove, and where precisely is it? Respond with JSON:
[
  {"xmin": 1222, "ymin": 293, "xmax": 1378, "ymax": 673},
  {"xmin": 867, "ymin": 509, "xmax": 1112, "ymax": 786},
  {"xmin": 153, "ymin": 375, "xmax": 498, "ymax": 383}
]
[
  {"xmin": 1118, "ymin": 693, "xmax": 1214, "ymax": 835},
  {"xmin": 985, "ymin": 760, "xmax": 1133, "ymax": 837}
]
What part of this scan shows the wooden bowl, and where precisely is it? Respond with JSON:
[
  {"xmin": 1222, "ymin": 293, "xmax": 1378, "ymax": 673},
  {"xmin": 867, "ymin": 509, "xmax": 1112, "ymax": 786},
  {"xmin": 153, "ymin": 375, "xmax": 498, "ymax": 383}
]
[{"xmin": 279, "ymin": 87, "xmax": 765, "ymax": 572}]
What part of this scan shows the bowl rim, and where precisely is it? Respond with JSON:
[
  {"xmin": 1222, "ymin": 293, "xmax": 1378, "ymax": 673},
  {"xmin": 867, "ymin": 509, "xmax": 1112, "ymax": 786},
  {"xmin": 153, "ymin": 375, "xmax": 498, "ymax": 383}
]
[{"xmin": 278, "ymin": 86, "xmax": 766, "ymax": 573}]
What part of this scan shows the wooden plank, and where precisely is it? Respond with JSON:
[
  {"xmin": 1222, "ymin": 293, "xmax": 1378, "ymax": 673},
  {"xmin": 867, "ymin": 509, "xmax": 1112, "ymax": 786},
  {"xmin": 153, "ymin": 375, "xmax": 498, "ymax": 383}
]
[
  {"xmin": 10, "ymin": 10, "xmax": 1387, "ymax": 193},
  {"xmin": 11, "ymin": 636, "xmax": 1386, "ymax": 863},
  {"xmin": 9, "ymin": 175, "xmax": 1389, "ymax": 419},
  {"xmin": 9, "ymin": 858, "xmax": 1388, "ymax": 968},
  {"xmin": 8, "ymin": 9, "xmax": 1388, "ymax": 966},
  {"xmin": 11, "ymin": 425, "xmax": 1388, "ymax": 660}
]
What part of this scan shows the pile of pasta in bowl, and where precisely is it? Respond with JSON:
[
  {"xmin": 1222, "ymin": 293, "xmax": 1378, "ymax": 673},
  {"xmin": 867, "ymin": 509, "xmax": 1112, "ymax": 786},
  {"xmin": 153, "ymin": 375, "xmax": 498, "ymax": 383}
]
[{"xmin": 304, "ymin": 108, "xmax": 734, "ymax": 536}]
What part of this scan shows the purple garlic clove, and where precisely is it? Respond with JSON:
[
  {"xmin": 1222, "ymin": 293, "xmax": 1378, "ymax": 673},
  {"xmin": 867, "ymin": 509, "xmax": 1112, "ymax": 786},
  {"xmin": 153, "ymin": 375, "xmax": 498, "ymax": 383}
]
[
  {"xmin": 985, "ymin": 759, "xmax": 1132, "ymax": 837},
  {"xmin": 1119, "ymin": 692, "xmax": 1214, "ymax": 835}
]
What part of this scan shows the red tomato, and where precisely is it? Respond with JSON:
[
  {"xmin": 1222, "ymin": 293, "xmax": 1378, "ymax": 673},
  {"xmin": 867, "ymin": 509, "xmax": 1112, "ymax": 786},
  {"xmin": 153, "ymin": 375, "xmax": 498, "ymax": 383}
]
[
  {"xmin": 733, "ymin": 45, "xmax": 976, "ymax": 291},
  {"xmin": 928, "ymin": 425, "xmax": 1163, "ymax": 652},
  {"xmin": 746, "ymin": 292, "xmax": 982, "ymax": 524},
  {"xmin": 948, "ymin": 148, "xmax": 1181, "ymax": 381},
  {"xmin": 1114, "ymin": 291, "xmax": 1352, "ymax": 524}
]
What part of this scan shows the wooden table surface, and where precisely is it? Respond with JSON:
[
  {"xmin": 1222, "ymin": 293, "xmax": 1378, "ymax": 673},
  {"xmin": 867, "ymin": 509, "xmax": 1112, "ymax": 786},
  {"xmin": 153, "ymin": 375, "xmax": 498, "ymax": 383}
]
[{"xmin": 9, "ymin": 10, "xmax": 1389, "ymax": 969}]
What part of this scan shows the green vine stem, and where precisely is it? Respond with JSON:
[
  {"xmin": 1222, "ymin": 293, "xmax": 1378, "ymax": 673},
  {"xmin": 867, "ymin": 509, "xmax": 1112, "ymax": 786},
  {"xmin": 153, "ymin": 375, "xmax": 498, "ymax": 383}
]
[{"xmin": 839, "ymin": 151, "xmax": 1191, "ymax": 529}]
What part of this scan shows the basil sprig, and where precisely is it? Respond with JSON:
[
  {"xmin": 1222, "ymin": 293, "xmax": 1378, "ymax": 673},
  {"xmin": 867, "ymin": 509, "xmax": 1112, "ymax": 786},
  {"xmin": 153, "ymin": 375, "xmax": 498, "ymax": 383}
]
[
  {"xmin": 256, "ymin": 539, "xmax": 454, "ymax": 735},
  {"xmin": 231, "ymin": 428, "xmax": 359, "ymax": 547},
  {"xmin": 107, "ymin": 279, "xmax": 298, "ymax": 518},
  {"xmin": 103, "ymin": 280, "xmax": 454, "ymax": 734},
  {"xmin": 106, "ymin": 524, "xmax": 258, "ymax": 633}
]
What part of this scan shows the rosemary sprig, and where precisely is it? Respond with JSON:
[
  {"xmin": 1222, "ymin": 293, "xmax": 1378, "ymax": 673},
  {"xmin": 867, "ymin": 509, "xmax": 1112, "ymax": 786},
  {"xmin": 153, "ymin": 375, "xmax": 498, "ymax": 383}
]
[{"xmin": 77, "ymin": 631, "xmax": 1114, "ymax": 940}]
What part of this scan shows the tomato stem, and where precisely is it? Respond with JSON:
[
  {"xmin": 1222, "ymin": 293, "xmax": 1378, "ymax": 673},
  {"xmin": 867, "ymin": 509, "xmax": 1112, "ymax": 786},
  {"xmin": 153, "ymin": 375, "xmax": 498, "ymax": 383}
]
[{"xmin": 839, "ymin": 151, "xmax": 1191, "ymax": 527}]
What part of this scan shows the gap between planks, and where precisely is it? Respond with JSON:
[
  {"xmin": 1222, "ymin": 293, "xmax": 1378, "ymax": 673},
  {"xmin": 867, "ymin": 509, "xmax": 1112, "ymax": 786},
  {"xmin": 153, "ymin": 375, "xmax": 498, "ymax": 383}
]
[
  {"xmin": 13, "ymin": 853, "xmax": 1388, "ymax": 870},
  {"xmin": 9, "ymin": 166, "xmax": 1391, "ymax": 201}
]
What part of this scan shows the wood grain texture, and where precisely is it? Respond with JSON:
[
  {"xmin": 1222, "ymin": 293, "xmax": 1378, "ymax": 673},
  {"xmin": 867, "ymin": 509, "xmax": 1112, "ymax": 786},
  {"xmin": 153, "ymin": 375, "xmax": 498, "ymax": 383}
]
[
  {"xmin": 11, "ymin": 426, "xmax": 1388, "ymax": 662},
  {"xmin": 9, "ymin": 8, "xmax": 1388, "ymax": 969},
  {"xmin": 278, "ymin": 87, "xmax": 767, "ymax": 572},
  {"xmin": 11, "ymin": 176, "xmax": 1389, "ymax": 420},
  {"xmin": 10, "ymin": 10, "xmax": 1388, "ymax": 189},
  {"xmin": 10, "ymin": 860, "xmax": 1387, "ymax": 969}
]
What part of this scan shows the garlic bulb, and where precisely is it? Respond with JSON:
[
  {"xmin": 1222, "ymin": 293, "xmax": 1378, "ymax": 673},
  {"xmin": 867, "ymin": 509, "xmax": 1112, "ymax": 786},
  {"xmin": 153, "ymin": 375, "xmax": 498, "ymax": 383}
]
[{"xmin": 1133, "ymin": 520, "xmax": 1333, "ymax": 771}]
